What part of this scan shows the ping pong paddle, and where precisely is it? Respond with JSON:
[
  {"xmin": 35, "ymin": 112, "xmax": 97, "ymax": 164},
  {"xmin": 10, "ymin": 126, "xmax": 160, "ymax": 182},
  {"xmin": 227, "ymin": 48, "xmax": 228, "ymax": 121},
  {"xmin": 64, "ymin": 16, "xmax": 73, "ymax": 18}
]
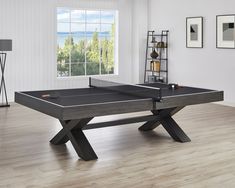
[
  {"xmin": 41, "ymin": 92, "xmax": 60, "ymax": 99},
  {"xmin": 168, "ymin": 83, "xmax": 179, "ymax": 90}
]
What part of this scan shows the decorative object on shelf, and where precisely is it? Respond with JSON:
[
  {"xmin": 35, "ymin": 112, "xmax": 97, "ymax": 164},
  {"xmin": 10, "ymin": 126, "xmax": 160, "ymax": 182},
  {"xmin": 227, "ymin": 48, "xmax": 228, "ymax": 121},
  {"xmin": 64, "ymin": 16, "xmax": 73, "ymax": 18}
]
[
  {"xmin": 151, "ymin": 36, "xmax": 157, "ymax": 43},
  {"xmin": 150, "ymin": 61, "xmax": 160, "ymax": 72},
  {"xmin": 144, "ymin": 30, "xmax": 169, "ymax": 83},
  {"xmin": 148, "ymin": 75, "xmax": 157, "ymax": 83},
  {"xmin": 157, "ymin": 41, "xmax": 166, "ymax": 48},
  {"xmin": 150, "ymin": 61, "xmax": 154, "ymax": 71},
  {"xmin": 0, "ymin": 39, "xmax": 12, "ymax": 107},
  {"xmin": 216, "ymin": 14, "xmax": 235, "ymax": 48},
  {"xmin": 148, "ymin": 75, "xmax": 164, "ymax": 83},
  {"xmin": 186, "ymin": 17, "xmax": 203, "ymax": 48},
  {"xmin": 150, "ymin": 48, "xmax": 159, "ymax": 59}
]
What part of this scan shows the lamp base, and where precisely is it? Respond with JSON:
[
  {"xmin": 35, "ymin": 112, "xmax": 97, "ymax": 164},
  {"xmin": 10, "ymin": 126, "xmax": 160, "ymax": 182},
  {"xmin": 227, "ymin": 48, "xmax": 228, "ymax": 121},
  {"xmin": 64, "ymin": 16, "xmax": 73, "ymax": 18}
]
[{"xmin": 0, "ymin": 104, "xmax": 10, "ymax": 108}]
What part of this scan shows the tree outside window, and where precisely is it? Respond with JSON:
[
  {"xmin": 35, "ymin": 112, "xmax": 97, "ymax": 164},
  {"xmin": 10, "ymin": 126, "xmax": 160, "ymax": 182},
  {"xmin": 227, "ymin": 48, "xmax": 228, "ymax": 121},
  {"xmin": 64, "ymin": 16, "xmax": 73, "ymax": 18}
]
[{"xmin": 57, "ymin": 9, "xmax": 117, "ymax": 77}]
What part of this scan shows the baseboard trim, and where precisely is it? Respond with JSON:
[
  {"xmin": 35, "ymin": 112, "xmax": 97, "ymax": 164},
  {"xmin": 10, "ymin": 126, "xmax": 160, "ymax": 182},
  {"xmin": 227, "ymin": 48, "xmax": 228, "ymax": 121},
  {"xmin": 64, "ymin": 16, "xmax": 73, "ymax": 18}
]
[{"xmin": 213, "ymin": 101, "xmax": 235, "ymax": 107}]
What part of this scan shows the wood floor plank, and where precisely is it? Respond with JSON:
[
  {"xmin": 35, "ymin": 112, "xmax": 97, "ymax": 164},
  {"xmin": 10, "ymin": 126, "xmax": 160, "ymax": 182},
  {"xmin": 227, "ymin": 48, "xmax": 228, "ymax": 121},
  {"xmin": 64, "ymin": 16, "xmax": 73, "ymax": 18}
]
[{"xmin": 0, "ymin": 103, "xmax": 235, "ymax": 187}]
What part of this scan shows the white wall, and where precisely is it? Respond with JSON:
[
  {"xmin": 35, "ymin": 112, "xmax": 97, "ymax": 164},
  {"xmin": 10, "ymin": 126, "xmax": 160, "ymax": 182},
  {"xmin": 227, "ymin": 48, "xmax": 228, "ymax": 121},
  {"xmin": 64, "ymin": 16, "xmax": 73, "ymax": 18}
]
[
  {"xmin": 3, "ymin": 0, "xmax": 233, "ymax": 103},
  {"xmin": 0, "ymin": 0, "xmax": 133, "ymax": 101},
  {"xmin": 149, "ymin": 0, "xmax": 235, "ymax": 103},
  {"xmin": 131, "ymin": 0, "xmax": 148, "ymax": 84}
]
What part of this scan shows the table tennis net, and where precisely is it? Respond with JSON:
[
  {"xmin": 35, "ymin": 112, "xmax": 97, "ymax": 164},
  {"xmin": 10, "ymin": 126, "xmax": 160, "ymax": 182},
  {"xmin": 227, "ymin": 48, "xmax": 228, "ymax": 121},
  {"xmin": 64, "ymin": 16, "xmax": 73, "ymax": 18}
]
[{"xmin": 89, "ymin": 78, "xmax": 162, "ymax": 101}]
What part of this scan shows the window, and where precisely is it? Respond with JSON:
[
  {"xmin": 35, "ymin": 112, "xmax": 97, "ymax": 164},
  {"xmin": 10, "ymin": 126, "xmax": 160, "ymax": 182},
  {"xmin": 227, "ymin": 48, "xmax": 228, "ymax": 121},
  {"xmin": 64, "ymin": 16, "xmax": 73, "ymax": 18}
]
[{"xmin": 57, "ymin": 8, "xmax": 118, "ymax": 77}]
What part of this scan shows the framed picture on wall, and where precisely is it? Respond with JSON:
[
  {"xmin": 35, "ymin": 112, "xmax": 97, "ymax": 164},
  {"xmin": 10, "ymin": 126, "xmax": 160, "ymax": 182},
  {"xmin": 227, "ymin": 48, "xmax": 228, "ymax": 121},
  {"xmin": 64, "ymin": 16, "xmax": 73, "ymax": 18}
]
[
  {"xmin": 216, "ymin": 14, "xmax": 235, "ymax": 49},
  {"xmin": 186, "ymin": 17, "xmax": 203, "ymax": 48}
]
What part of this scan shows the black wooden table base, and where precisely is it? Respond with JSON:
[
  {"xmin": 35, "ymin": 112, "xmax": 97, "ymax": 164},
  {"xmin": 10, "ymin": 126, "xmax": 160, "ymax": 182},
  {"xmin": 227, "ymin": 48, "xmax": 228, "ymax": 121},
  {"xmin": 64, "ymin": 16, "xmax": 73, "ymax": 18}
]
[
  {"xmin": 50, "ymin": 118, "xmax": 98, "ymax": 161},
  {"xmin": 138, "ymin": 106, "xmax": 191, "ymax": 143},
  {"xmin": 50, "ymin": 107, "xmax": 190, "ymax": 161}
]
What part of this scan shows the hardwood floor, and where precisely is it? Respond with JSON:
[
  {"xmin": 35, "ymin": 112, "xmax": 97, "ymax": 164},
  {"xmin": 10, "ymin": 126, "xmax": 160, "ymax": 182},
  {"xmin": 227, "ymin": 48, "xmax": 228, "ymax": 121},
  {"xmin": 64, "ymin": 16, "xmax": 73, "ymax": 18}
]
[{"xmin": 0, "ymin": 103, "xmax": 235, "ymax": 188}]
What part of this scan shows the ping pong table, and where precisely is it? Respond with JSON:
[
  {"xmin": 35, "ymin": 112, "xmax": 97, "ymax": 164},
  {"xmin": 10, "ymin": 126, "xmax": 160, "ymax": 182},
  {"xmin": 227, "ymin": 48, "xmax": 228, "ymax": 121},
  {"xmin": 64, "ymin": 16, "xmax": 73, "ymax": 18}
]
[{"xmin": 15, "ymin": 78, "xmax": 223, "ymax": 161}]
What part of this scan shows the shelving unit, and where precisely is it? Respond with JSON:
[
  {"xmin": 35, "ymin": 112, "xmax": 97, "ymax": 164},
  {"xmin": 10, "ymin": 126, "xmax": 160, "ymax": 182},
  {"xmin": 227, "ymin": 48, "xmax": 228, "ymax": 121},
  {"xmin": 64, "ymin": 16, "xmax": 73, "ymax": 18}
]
[{"xmin": 144, "ymin": 30, "xmax": 169, "ymax": 83}]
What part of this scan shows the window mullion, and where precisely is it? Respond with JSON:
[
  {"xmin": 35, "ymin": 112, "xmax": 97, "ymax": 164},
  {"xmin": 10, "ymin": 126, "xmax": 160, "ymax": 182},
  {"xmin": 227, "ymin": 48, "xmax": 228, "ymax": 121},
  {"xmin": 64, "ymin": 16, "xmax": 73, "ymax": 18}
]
[
  {"xmin": 69, "ymin": 10, "xmax": 72, "ymax": 77},
  {"xmin": 85, "ymin": 10, "xmax": 87, "ymax": 76},
  {"xmin": 99, "ymin": 11, "xmax": 101, "ymax": 75}
]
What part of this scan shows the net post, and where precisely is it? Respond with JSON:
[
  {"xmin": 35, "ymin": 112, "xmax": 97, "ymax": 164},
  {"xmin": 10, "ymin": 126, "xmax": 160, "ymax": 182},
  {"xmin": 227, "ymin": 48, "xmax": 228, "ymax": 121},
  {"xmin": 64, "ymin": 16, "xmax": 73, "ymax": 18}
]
[
  {"xmin": 153, "ymin": 88, "xmax": 162, "ymax": 102},
  {"xmin": 158, "ymin": 88, "xmax": 162, "ymax": 101},
  {"xmin": 89, "ymin": 77, "xmax": 91, "ymax": 87}
]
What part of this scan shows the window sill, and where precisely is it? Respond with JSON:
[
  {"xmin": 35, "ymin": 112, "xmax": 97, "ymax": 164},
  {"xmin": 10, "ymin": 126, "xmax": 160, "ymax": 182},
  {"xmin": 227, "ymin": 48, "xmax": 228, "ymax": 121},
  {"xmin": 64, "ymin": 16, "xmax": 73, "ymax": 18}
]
[{"xmin": 56, "ymin": 74, "xmax": 119, "ymax": 80}]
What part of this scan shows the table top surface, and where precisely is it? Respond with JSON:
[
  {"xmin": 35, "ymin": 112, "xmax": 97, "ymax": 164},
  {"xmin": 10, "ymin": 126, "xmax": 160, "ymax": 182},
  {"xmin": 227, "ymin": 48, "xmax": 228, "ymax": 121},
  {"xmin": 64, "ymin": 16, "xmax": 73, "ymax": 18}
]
[{"xmin": 20, "ymin": 82, "xmax": 214, "ymax": 107}]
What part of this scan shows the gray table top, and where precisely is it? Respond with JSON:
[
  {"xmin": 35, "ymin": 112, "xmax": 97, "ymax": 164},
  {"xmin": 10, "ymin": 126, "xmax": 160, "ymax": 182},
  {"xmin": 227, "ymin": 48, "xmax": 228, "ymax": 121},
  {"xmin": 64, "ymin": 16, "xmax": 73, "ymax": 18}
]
[{"xmin": 20, "ymin": 83, "xmax": 214, "ymax": 107}]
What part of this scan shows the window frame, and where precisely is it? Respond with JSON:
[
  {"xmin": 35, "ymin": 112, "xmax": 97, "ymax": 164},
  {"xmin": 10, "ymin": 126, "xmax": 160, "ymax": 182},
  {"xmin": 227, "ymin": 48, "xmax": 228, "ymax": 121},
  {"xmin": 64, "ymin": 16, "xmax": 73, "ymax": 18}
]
[{"xmin": 56, "ymin": 7, "xmax": 119, "ymax": 78}]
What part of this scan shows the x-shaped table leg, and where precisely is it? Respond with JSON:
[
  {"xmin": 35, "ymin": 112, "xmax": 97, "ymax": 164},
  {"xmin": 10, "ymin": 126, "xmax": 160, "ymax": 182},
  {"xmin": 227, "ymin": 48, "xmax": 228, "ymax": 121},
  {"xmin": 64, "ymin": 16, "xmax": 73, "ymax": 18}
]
[
  {"xmin": 139, "ymin": 107, "xmax": 191, "ymax": 142},
  {"xmin": 50, "ymin": 118, "xmax": 98, "ymax": 161}
]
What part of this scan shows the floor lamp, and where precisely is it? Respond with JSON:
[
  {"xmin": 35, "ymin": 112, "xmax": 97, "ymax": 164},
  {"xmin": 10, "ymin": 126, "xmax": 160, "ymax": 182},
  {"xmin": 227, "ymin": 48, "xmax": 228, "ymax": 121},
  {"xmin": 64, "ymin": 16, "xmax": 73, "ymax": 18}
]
[{"xmin": 0, "ymin": 39, "xmax": 12, "ymax": 107}]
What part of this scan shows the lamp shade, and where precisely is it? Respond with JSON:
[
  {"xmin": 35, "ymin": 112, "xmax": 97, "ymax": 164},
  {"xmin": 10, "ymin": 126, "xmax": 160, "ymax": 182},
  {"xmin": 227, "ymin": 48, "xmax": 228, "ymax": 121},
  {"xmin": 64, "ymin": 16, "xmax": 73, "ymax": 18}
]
[{"xmin": 0, "ymin": 39, "xmax": 12, "ymax": 51}]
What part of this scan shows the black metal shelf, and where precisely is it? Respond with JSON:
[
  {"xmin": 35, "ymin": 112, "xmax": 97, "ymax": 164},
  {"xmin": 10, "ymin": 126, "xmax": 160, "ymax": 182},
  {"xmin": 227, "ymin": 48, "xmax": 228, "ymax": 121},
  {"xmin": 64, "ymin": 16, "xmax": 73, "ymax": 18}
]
[
  {"xmin": 148, "ymin": 34, "xmax": 168, "ymax": 37},
  {"xmin": 147, "ymin": 46, "xmax": 167, "ymax": 49},
  {"xmin": 146, "ymin": 70, "xmax": 168, "ymax": 73},
  {"xmin": 147, "ymin": 58, "xmax": 168, "ymax": 61},
  {"xmin": 144, "ymin": 30, "xmax": 169, "ymax": 83}
]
